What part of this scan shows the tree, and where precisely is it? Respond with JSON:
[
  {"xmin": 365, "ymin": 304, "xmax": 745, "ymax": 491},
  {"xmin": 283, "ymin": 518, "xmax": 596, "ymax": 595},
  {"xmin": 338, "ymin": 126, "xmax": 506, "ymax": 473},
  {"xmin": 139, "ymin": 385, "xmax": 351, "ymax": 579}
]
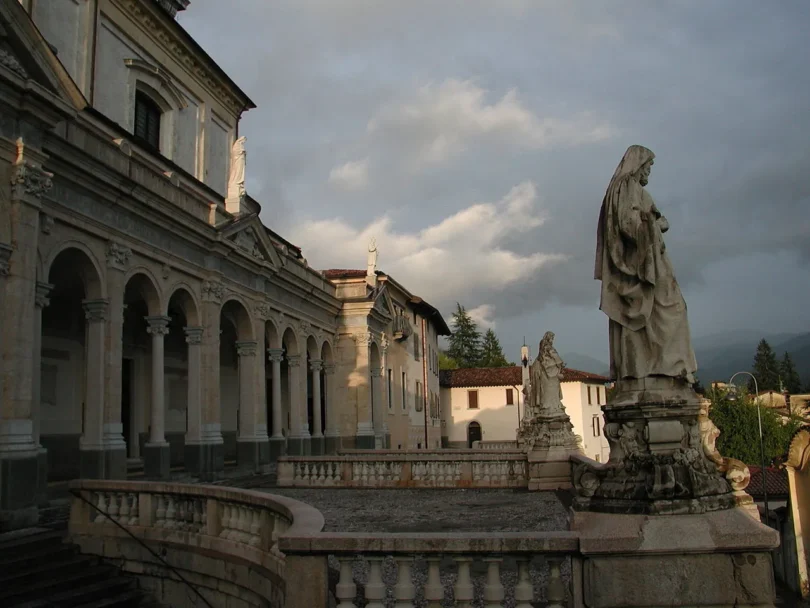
[
  {"xmin": 693, "ymin": 375, "xmax": 706, "ymax": 395},
  {"xmin": 751, "ymin": 339, "xmax": 780, "ymax": 392},
  {"xmin": 707, "ymin": 386, "xmax": 802, "ymax": 466},
  {"xmin": 446, "ymin": 303, "xmax": 482, "ymax": 368},
  {"xmin": 479, "ymin": 329, "xmax": 510, "ymax": 368},
  {"xmin": 438, "ymin": 350, "xmax": 459, "ymax": 370},
  {"xmin": 780, "ymin": 352, "xmax": 802, "ymax": 394}
]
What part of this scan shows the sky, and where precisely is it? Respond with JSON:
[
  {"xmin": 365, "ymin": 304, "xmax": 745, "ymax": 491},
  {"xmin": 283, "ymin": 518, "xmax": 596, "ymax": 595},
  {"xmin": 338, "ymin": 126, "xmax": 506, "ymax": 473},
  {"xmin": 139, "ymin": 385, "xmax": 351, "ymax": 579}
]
[{"xmin": 178, "ymin": 0, "xmax": 810, "ymax": 365}]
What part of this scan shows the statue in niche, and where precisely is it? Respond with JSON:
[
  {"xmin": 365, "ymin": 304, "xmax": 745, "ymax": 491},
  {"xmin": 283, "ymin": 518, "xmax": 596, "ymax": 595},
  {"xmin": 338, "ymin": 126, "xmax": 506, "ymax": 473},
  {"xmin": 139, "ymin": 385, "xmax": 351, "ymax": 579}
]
[
  {"xmin": 227, "ymin": 136, "xmax": 247, "ymax": 201},
  {"xmin": 595, "ymin": 145, "xmax": 697, "ymax": 384},
  {"xmin": 531, "ymin": 331, "xmax": 565, "ymax": 415}
]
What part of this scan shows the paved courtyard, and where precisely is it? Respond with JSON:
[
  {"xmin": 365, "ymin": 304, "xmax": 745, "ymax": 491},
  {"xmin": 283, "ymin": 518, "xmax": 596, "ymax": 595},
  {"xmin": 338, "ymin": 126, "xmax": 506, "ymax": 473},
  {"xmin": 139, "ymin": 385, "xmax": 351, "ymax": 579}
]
[{"xmin": 261, "ymin": 487, "xmax": 570, "ymax": 532}]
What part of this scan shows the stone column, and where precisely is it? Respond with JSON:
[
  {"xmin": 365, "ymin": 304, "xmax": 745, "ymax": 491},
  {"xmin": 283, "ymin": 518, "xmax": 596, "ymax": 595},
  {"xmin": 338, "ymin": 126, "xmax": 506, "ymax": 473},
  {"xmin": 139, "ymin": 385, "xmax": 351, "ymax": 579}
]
[
  {"xmin": 370, "ymin": 367, "xmax": 385, "ymax": 449},
  {"xmin": 267, "ymin": 348, "xmax": 286, "ymax": 459},
  {"xmin": 188, "ymin": 281, "xmax": 224, "ymax": 480},
  {"xmin": 80, "ymin": 299, "xmax": 109, "ymax": 479},
  {"xmin": 235, "ymin": 340, "xmax": 267, "ymax": 470},
  {"xmin": 102, "ymin": 242, "xmax": 131, "ymax": 480},
  {"xmin": 286, "ymin": 355, "xmax": 309, "ymax": 455},
  {"xmin": 309, "ymin": 359, "xmax": 324, "ymax": 455},
  {"xmin": 183, "ymin": 326, "xmax": 203, "ymax": 456},
  {"xmin": 253, "ymin": 329, "xmax": 270, "ymax": 467},
  {"xmin": 31, "ymin": 281, "xmax": 52, "ymax": 505},
  {"xmin": 353, "ymin": 334, "xmax": 375, "ymax": 449},
  {"xmin": 144, "ymin": 315, "xmax": 171, "ymax": 479},
  {"xmin": 323, "ymin": 364, "xmax": 340, "ymax": 454}
]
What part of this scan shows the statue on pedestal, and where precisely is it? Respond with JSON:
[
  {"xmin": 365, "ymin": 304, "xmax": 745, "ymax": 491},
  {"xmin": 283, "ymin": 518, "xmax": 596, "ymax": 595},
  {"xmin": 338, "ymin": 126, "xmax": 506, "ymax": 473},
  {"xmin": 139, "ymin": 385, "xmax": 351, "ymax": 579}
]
[{"xmin": 227, "ymin": 136, "xmax": 247, "ymax": 203}]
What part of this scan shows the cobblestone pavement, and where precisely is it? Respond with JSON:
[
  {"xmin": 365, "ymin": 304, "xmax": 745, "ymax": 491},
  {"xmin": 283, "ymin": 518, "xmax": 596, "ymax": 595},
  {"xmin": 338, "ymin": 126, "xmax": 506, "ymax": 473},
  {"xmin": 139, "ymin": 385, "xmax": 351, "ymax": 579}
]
[{"xmin": 259, "ymin": 487, "xmax": 570, "ymax": 532}]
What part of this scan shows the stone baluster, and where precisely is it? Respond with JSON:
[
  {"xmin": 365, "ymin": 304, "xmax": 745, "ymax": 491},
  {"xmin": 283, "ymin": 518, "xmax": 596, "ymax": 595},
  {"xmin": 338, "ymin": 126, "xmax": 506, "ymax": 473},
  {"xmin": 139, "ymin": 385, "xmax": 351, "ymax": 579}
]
[
  {"xmin": 177, "ymin": 498, "xmax": 188, "ymax": 530},
  {"xmin": 394, "ymin": 557, "xmax": 415, "ymax": 608},
  {"xmin": 365, "ymin": 558, "xmax": 386, "ymax": 608},
  {"xmin": 128, "ymin": 493, "xmax": 139, "ymax": 525},
  {"xmin": 220, "ymin": 504, "xmax": 232, "ymax": 539},
  {"xmin": 93, "ymin": 493, "xmax": 107, "ymax": 523},
  {"xmin": 514, "ymin": 559, "xmax": 534, "ymax": 608},
  {"xmin": 335, "ymin": 558, "xmax": 357, "ymax": 608},
  {"xmin": 454, "ymin": 558, "xmax": 474, "ymax": 608},
  {"xmin": 165, "ymin": 495, "xmax": 177, "ymax": 528},
  {"xmin": 249, "ymin": 508, "xmax": 261, "ymax": 546},
  {"xmin": 118, "ymin": 492, "xmax": 130, "ymax": 523},
  {"xmin": 108, "ymin": 493, "xmax": 120, "ymax": 521},
  {"xmin": 424, "ymin": 558, "xmax": 443, "ymax": 608},
  {"xmin": 547, "ymin": 557, "xmax": 565, "ymax": 608},
  {"xmin": 483, "ymin": 558, "xmax": 504, "ymax": 607},
  {"xmin": 154, "ymin": 495, "xmax": 166, "ymax": 527}
]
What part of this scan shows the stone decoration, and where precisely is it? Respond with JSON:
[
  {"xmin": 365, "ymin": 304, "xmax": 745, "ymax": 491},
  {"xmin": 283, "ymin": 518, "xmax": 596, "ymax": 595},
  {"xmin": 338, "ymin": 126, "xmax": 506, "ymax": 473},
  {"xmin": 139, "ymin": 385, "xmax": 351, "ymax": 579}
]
[
  {"xmin": 298, "ymin": 320, "xmax": 311, "ymax": 337},
  {"xmin": 231, "ymin": 228, "xmax": 265, "ymax": 261},
  {"xmin": 201, "ymin": 280, "xmax": 225, "ymax": 303},
  {"xmin": 161, "ymin": 264, "xmax": 171, "ymax": 279},
  {"xmin": 11, "ymin": 138, "xmax": 53, "ymax": 199},
  {"xmin": 35, "ymin": 282, "xmax": 53, "ymax": 309},
  {"xmin": 352, "ymin": 332, "xmax": 371, "ymax": 347},
  {"xmin": 236, "ymin": 341, "xmax": 258, "ymax": 357},
  {"xmin": 40, "ymin": 214, "xmax": 54, "ymax": 234},
  {"xmin": 0, "ymin": 48, "xmax": 28, "ymax": 79},
  {"xmin": 0, "ymin": 242, "xmax": 11, "ymax": 276},
  {"xmin": 255, "ymin": 302, "xmax": 271, "ymax": 319},
  {"xmin": 227, "ymin": 136, "xmax": 246, "ymax": 203},
  {"xmin": 184, "ymin": 327, "xmax": 203, "ymax": 346},
  {"xmin": 106, "ymin": 241, "xmax": 132, "ymax": 270},
  {"xmin": 83, "ymin": 300, "xmax": 109, "ymax": 323}
]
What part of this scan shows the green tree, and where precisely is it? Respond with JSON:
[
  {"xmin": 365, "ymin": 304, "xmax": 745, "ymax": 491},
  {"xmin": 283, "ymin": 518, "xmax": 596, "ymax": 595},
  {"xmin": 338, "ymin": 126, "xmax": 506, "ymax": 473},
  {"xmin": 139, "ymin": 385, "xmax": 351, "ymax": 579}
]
[
  {"xmin": 438, "ymin": 350, "xmax": 459, "ymax": 370},
  {"xmin": 446, "ymin": 303, "xmax": 482, "ymax": 368},
  {"xmin": 751, "ymin": 339, "xmax": 780, "ymax": 392},
  {"xmin": 780, "ymin": 352, "xmax": 802, "ymax": 394},
  {"xmin": 707, "ymin": 386, "xmax": 802, "ymax": 466},
  {"xmin": 479, "ymin": 329, "xmax": 510, "ymax": 367}
]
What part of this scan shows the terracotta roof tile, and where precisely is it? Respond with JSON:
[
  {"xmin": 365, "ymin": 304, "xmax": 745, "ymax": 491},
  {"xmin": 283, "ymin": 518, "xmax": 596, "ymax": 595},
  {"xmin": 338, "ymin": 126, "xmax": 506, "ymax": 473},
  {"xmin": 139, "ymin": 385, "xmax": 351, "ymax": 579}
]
[
  {"xmin": 746, "ymin": 466, "xmax": 789, "ymax": 498},
  {"xmin": 440, "ymin": 366, "xmax": 610, "ymax": 388}
]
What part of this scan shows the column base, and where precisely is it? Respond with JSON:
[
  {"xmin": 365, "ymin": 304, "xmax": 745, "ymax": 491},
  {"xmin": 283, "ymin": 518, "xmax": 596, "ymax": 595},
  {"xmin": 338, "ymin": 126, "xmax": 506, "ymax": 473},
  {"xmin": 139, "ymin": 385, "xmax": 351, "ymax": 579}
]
[
  {"xmin": 355, "ymin": 434, "xmax": 376, "ymax": 450},
  {"xmin": 143, "ymin": 442, "xmax": 171, "ymax": 479},
  {"xmin": 286, "ymin": 436, "xmax": 311, "ymax": 456},
  {"xmin": 184, "ymin": 442, "xmax": 224, "ymax": 481},
  {"xmin": 324, "ymin": 434, "xmax": 340, "ymax": 455},
  {"xmin": 269, "ymin": 437, "xmax": 286, "ymax": 460},
  {"xmin": 79, "ymin": 446, "xmax": 127, "ymax": 480},
  {"xmin": 0, "ymin": 451, "xmax": 40, "ymax": 532},
  {"xmin": 236, "ymin": 438, "xmax": 270, "ymax": 470},
  {"xmin": 310, "ymin": 435, "xmax": 325, "ymax": 456}
]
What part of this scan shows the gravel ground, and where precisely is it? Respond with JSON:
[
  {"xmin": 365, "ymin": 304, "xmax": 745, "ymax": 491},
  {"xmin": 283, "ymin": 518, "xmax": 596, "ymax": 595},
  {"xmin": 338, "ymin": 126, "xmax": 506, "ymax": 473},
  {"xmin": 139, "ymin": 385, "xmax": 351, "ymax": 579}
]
[{"xmin": 261, "ymin": 487, "xmax": 570, "ymax": 533}]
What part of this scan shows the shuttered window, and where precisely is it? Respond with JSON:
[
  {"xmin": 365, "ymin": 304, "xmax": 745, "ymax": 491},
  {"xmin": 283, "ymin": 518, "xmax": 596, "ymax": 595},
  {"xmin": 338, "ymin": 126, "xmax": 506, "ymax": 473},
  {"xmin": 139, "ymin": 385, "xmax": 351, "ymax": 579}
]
[
  {"xmin": 506, "ymin": 388, "xmax": 514, "ymax": 405},
  {"xmin": 134, "ymin": 91, "xmax": 161, "ymax": 150},
  {"xmin": 467, "ymin": 390, "xmax": 479, "ymax": 409}
]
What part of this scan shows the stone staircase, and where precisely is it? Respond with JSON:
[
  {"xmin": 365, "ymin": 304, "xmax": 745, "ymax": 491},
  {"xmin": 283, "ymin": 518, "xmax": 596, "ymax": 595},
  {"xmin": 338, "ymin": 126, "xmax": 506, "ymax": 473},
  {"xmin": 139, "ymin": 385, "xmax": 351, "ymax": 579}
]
[{"xmin": 0, "ymin": 527, "xmax": 157, "ymax": 608}]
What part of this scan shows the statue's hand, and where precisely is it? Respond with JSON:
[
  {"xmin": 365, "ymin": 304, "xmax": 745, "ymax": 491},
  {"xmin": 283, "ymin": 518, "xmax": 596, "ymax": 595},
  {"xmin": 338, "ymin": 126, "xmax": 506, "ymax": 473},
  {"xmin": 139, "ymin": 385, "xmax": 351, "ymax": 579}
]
[{"xmin": 656, "ymin": 216, "xmax": 669, "ymax": 233}]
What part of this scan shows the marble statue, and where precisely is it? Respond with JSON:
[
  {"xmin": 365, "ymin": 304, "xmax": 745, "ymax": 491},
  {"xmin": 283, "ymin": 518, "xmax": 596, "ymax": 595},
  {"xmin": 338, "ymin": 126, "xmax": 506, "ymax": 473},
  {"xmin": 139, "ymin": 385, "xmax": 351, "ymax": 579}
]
[
  {"xmin": 227, "ymin": 136, "xmax": 247, "ymax": 201},
  {"xmin": 595, "ymin": 145, "xmax": 697, "ymax": 384},
  {"xmin": 532, "ymin": 331, "xmax": 565, "ymax": 414}
]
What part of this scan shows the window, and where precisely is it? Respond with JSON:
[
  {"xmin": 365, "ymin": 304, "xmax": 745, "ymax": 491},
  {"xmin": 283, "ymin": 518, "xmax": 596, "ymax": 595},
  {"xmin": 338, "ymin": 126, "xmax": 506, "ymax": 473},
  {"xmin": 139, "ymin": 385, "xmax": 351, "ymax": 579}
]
[
  {"xmin": 414, "ymin": 334, "xmax": 421, "ymax": 360},
  {"xmin": 597, "ymin": 387, "xmax": 602, "ymax": 404},
  {"xmin": 134, "ymin": 91, "xmax": 161, "ymax": 149},
  {"xmin": 387, "ymin": 369, "xmax": 393, "ymax": 410},
  {"xmin": 506, "ymin": 388, "xmax": 514, "ymax": 405},
  {"xmin": 467, "ymin": 390, "xmax": 479, "ymax": 410},
  {"xmin": 401, "ymin": 371, "xmax": 407, "ymax": 411},
  {"xmin": 592, "ymin": 415, "xmax": 601, "ymax": 437},
  {"xmin": 587, "ymin": 386, "xmax": 592, "ymax": 405},
  {"xmin": 415, "ymin": 381, "xmax": 423, "ymax": 411}
]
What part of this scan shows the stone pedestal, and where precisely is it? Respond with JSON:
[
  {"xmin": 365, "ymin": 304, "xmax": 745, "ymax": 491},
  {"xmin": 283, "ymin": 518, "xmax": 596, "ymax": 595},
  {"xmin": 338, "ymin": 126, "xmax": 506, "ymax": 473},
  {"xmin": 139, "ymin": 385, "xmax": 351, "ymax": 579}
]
[
  {"xmin": 236, "ymin": 438, "xmax": 270, "ymax": 470},
  {"xmin": 269, "ymin": 437, "xmax": 286, "ymax": 460},
  {"xmin": 309, "ymin": 435, "xmax": 325, "ymax": 456},
  {"xmin": 528, "ymin": 445, "xmax": 579, "ymax": 490},
  {"xmin": 324, "ymin": 433, "xmax": 340, "ymax": 455},
  {"xmin": 143, "ymin": 442, "xmax": 170, "ymax": 479},
  {"xmin": 287, "ymin": 436, "xmax": 311, "ymax": 457},
  {"xmin": 184, "ymin": 441, "xmax": 224, "ymax": 481},
  {"xmin": 354, "ymin": 433, "xmax": 375, "ymax": 450},
  {"xmin": 571, "ymin": 508, "xmax": 779, "ymax": 607}
]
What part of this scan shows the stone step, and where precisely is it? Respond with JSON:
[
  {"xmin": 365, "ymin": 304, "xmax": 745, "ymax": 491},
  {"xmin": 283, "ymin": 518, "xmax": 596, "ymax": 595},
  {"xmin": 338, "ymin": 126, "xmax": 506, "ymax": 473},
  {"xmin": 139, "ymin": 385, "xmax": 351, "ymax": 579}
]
[
  {"xmin": 0, "ymin": 552, "xmax": 99, "ymax": 586},
  {"xmin": 72, "ymin": 589, "xmax": 146, "ymax": 608},
  {"xmin": 0, "ymin": 541, "xmax": 76, "ymax": 573},
  {"xmin": 0, "ymin": 563, "xmax": 116, "ymax": 605},
  {"xmin": 0, "ymin": 528, "xmax": 64, "ymax": 553},
  {"xmin": 13, "ymin": 576, "xmax": 139, "ymax": 608}
]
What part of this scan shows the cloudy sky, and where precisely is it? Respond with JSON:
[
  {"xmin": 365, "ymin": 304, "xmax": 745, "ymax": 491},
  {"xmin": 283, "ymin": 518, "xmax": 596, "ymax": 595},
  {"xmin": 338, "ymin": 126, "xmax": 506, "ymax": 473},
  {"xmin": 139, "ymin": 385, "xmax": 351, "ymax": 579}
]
[{"xmin": 178, "ymin": 1, "xmax": 810, "ymax": 364}]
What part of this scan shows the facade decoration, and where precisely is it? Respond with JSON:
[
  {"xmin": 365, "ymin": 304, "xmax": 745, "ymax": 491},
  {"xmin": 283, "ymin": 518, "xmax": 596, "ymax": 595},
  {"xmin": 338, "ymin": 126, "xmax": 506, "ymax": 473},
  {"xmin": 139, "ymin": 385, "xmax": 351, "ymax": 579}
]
[
  {"xmin": 106, "ymin": 241, "xmax": 132, "ymax": 270},
  {"xmin": 201, "ymin": 280, "xmax": 225, "ymax": 303},
  {"xmin": 231, "ymin": 228, "xmax": 264, "ymax": 261},
  {"xmin": 10, "ymin": 138, "xmax": 53, "ymax": 199},
  {"xmin": 0, "ymin": 47, "xmax": 27, "ymax": 79},
  {"xmin": 40, "ymin": 214, "xmax": 54, "ymax": 234},
  {"xmin": 227, "ymin": 136, "xmax": 246, "ymax": 202},
  {"xmin": 0, "ymin": 242, "xmax": 11, "ymax": 276}
]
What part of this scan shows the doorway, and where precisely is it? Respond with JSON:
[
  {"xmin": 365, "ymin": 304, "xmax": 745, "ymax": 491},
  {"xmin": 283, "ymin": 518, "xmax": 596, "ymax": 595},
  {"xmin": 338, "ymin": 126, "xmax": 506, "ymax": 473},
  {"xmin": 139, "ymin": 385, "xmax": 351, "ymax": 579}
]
[{"xmin": 467, "ymin": 421, "xmax": 482, "ymax": 448}]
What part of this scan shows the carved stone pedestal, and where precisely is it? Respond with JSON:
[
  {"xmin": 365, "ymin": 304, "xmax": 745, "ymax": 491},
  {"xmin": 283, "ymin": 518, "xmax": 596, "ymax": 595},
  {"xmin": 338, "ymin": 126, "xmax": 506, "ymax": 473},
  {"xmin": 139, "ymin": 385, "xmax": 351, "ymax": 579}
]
[
  {"xmin": 572, "ymin": 377, "xmax": 737, "ymax": 515},
  {"xmin": 572, "ymin": 508, "xmax": 779, "ymax": 607},
  {"xmin": 520, "ymin": 408, "xmax": 582, "ymax": 491}
]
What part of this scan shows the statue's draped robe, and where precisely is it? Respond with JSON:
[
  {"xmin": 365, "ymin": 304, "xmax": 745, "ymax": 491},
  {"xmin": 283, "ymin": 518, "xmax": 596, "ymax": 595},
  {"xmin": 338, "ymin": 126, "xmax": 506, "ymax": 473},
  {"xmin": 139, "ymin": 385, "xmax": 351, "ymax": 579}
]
[
  {"xmin": 533, "ymin": 348, "xmax": 564, "ymax": 414},
  {"xmin": 595, "ymin": 147, "xmax": 697, "ymax": 382}
]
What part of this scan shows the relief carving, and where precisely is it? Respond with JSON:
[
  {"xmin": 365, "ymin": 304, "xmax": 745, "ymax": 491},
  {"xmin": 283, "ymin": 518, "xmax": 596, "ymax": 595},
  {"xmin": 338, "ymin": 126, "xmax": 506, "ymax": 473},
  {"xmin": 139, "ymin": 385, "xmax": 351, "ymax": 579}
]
[
  {"xmin": 106, "ymin": 242, "xmax": 132, "ymax": 270},
  {"xmin": 201, "ymin": 280, "xmax": 225, "ymax": 303},
  {"xmin": 11, "ymin": 139, "xmax": 53, "ymax": 199}
]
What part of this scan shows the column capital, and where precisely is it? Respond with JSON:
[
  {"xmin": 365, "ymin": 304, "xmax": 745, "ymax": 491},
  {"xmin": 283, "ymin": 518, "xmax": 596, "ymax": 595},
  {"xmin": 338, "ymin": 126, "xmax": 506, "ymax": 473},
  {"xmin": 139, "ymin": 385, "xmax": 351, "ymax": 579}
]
[
  {"xmin": 184, "ymin": 326, "xmax": 204, "ymax": 345},
  {"xmin": 0, "ymin": 242, "xmax": 11, "ymax": 277},
  {"xmin": 145, "ymin": 315, "xmax": 171, "ymax": 336},
  {"xmin": 309, "ymin": 358, "xmax": 324, "ymax": 372},
  {"xmin": 286, "ymin": 355, "xmax": 302, "ymax": 368},
  {"xmin": 370, "ymin": 367, "xmax": 384, "ymax": 378},
  {"xmin": 267, "ymin": 348, "xmax": 284, "ymax": 363},
  {"xmin": 323, "ymin": 364, "xmax": 336, "ymax": 376},
  {"xmin": 236, "ymin": 340, "xmax": 258, "ymax": 357},
  {"xmin": 35, "ymin": 281, "xmax": 53, "ymax": 308},
  {"xmin": 82, "ymin": 298, "xmax": 109, "ymax": 323}
]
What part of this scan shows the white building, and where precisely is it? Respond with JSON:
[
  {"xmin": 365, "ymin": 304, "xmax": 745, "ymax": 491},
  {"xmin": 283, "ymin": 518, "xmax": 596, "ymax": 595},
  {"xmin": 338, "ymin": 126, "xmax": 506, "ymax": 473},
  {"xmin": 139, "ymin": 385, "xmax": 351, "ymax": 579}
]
[{"xmin": 440, "ymin": 365, "xmax": 612, "ymax": 462}]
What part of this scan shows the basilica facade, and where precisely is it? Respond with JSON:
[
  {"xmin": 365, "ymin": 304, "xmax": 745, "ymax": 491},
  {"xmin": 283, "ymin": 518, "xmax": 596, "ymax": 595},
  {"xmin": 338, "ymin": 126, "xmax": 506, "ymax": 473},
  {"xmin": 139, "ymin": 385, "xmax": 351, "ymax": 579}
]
[{"xmin": 0, "ymin": 0, "xmax": 448, "ymax": 529}]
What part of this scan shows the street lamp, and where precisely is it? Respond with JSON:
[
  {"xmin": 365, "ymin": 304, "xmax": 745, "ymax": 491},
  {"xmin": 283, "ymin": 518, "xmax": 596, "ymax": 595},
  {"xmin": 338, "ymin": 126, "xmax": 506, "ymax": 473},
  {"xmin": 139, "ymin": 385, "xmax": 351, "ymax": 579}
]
[{"xmin": 726, "ymin": 371, "xmax": 769, "ymax": 526}]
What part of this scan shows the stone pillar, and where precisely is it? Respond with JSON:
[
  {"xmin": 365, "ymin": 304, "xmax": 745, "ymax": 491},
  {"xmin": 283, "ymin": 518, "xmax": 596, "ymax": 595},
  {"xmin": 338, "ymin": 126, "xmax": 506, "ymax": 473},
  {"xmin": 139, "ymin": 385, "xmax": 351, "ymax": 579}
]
[
  {"xmin": 79, "ymin": 299, "xmax": 109, "ymax": 479},
  {"xmin": 370, "ymin": 367, "xmax": 385, "ymax": 449},
  {"xmin": 353, "ymin": 334, "xmax": 375, "ymax": 449},
  {"xmin": 187, "ymin": 282, "xmax": 224, "ymax": 480},
  {"xmin": 143, "ymin": 315, "xmax": 171, "ymax": 478},
  {"xmin": 235, "ymin": 340, "xmax": 267, "ymax": 469},
  {"xmin": 101, "ymin": 242, "xmax": 131, "ymax": 481},
  {"xmin": 31, "ymin": 281, "xmax": 52, "ymax": 505},
  {"xmin": 267, "ymin": 348, "xmax": 286, "ymax": 459},
  {"xmin": 286, "ymin": 355, "xmax": 309, "ymax": 455},
  {"xmin": 309, "ymin": 359, "xmax": 324, "ymax": 455},
  {"xmin": 253, "ymin": 329, "xmax": 270, "ymax": 467},
  {"xmin": 323, "ymin": 364, "xmax": 339, "ymax": 454},
  {"xmin": 183, "ymin": 326, "xmax": 203, "ymax": 455}
]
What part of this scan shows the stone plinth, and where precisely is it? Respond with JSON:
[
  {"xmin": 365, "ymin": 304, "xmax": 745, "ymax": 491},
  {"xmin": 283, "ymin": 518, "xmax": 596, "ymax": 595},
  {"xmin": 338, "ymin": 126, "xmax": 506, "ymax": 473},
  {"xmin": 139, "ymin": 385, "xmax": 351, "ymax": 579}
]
[
  {"xmin": 572, "ymin": 377, "xmax": 737, "ymax": 515},
  {"xmin": 528, "ymin": 445, "xmax": 579, "ymax": 491},
  {"xmin": 571, "ymin": 508, "xmax": 779, "ymax": 607}
]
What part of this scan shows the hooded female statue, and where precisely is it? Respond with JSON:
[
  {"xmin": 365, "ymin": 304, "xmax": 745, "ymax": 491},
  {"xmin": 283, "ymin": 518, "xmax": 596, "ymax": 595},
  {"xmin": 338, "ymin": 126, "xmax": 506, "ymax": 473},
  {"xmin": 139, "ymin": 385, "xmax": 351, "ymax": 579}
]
[
  {"xmin": 595, "ymin": 145, "xmax": 697, "ymax": 383},
  {"xmin": 532, "ymin": 331, "xmax": 565, "ymax": 414}
]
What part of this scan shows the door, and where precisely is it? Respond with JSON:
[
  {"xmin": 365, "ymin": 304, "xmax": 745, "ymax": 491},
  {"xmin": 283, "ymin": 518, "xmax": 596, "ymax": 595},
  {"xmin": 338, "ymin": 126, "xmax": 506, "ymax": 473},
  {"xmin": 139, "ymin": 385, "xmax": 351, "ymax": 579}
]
[{"xmin": 467, "ymin": 421, "xmax": 482, "ymax": 448}]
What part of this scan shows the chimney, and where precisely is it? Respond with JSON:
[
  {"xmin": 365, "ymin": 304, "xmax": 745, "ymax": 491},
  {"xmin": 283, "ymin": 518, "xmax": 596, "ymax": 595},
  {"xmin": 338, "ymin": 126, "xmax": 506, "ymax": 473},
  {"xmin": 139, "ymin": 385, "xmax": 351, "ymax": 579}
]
[{"xmin": 366, "ymin": 238, "xmax": 378, "ymax": 289}]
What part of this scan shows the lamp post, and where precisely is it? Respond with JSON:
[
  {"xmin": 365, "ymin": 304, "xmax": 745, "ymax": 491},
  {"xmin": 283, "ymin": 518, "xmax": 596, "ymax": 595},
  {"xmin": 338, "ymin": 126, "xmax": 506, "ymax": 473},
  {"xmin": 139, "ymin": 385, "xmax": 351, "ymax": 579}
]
[{"xmin": 726, "ymin": 371, "xmax": 769, "ymax": 526}]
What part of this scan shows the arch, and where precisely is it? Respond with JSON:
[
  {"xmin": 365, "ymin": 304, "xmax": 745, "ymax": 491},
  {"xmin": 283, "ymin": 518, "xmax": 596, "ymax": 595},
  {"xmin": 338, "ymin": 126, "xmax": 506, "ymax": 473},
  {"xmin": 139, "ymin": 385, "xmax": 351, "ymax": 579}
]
[
  {"xmin": 320, "ymin": 341, "xmax": 334, "ymax": 365},
  {"xmin": 281, "ymin": 327, "xmax": 299, "ymax": 356},
  {"xmin": 166, "ymin": 284, "xmax": 200, "ymax": 326},
  {"xmin": 467, "ymin": 421, "xmax": 482, "ymax": 448},
  {"xmin": 124, "ymin": 59, "xmax": 188, "ymax": 111},
  {"xmin": 306, "ymin": 335, "xmax": 319, "ymax": 359},
  {"xmin": 124, "ymin": 269, "xmax": 162, "ymax": 316},
  {"xmin": 369, "ymin": 341, "xmax": 382, "ymax": 371},
  {"xmin": 221, "ymin": 298, "xmax": 254, "ymax": 341},
  {"xmin": 265, "ymin": 319, "xmax": 281, "ymax": 350},
  {"xmin": 45, "ymin": 242, "xmax": 104, "ymax": 299}
]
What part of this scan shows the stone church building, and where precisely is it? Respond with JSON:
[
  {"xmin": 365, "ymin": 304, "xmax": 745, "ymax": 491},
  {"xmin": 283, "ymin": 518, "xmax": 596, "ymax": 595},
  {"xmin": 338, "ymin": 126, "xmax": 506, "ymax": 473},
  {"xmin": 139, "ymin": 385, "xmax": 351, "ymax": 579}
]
[{"xmin": 0, "ymin": 0, "xmax": 448, "ymax": 529}]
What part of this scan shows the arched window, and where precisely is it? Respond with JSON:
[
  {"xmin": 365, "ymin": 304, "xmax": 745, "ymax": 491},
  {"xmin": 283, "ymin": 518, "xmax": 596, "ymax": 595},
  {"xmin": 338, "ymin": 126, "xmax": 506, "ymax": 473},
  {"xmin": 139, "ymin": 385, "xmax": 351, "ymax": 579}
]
[{"xmin": 134, "ymin": 91, "xmax": 161, "ymax": 149}]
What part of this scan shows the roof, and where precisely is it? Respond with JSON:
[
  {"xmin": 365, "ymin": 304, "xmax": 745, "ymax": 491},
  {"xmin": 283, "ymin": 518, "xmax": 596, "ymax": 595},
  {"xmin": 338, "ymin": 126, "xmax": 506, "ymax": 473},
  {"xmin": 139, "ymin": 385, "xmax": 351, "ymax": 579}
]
[
  {"xmin": 440, "ymin": 366, "xmax": 610, "ymax": 388},
  {"xmin": 746, "ymin": 466, "xmax": 789, "ymax": 499}
]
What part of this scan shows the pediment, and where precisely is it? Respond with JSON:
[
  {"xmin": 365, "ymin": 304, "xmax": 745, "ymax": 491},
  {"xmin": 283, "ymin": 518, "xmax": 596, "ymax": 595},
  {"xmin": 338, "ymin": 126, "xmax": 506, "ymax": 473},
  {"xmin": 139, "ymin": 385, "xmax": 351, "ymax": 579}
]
[
  {"xmin": 372, "ymin": 287, "xmax": 394, "ymax": 320},
  {"xmin": 220, "ymin": 215, "xmax": 282, "ymax": 269},
  {"xmin": 0, "ymin": 2, "xmax": 87, "ymax": 113}
]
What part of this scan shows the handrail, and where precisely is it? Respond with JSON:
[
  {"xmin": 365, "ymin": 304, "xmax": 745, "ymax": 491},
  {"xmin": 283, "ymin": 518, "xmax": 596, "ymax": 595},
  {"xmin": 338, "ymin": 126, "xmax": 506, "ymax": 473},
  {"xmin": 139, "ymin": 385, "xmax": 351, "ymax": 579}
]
[{"xmin": 69, "ymin": 488, "xmax": 215, "ymax": 608}]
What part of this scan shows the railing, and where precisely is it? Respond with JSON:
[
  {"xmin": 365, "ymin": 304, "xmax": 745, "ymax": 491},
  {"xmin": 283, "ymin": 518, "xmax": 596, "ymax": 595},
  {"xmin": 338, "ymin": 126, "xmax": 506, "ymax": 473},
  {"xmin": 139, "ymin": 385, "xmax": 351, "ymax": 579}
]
[
  {"xmin": 280, "ymin": 532, "xmax": 582, "ymax": 607},
  {"xmin": 278, "ymin": 450, "xmax": 529, "ymax": 488},
  {"xmin": 473, "ymin": 440, "xmax": 522, "ymax": 450}
]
